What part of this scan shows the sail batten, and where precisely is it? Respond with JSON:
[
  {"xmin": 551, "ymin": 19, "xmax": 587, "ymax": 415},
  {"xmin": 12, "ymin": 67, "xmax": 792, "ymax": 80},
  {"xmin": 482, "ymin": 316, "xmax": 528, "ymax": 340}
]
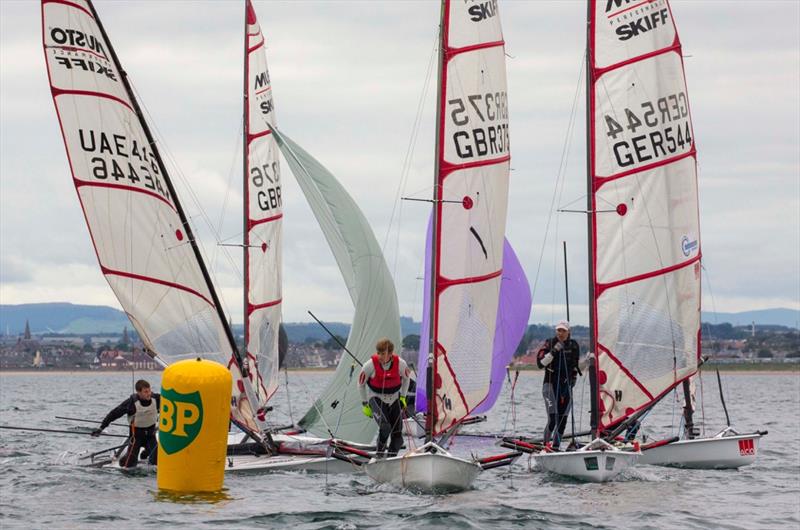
[{"xmin": 588, "ymin": 0, "xmax": 700, "ymax": 431}]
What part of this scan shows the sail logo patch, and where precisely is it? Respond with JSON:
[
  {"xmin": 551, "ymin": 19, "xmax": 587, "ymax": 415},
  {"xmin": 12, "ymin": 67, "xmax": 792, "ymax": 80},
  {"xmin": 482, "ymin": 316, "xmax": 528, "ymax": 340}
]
[
  {"xmin": 159, "ymin": 388, "xmax": 204, "ymax": 455},
  {"xmin": 738, "ymin": 438, "xmax": 756, "ymax": 456},
  {"xmin": 467, "ymin": 0, "xmax": 498, "ymax": 22},
  {"xmin": 604, "ymin": 0, "xmax": 670, "ymax": 42},
  {"xmin": 681, "ymin": 236, "xmax": 698, "ymax": 257},
  {"xmin": 50, "ymin": 27, "xmax": 108, "ymax": 60}
]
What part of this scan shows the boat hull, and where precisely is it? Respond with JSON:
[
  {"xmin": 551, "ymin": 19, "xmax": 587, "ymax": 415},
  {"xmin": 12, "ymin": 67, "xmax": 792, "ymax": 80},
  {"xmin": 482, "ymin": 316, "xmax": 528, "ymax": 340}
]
[
  {"xmin": 364, "ymin": 451, "xmax": 481, "ymax": 493},
  {"xmin": 639, "ymin": 433, "xmax": 762, "ymax": 469},
  {"xmin": 225, "ymin": 453, "xmax": 354, "ymax": 474},
  {"xmin": 535, "ymin": 449, "xmax": 639, "ymax": 482}
]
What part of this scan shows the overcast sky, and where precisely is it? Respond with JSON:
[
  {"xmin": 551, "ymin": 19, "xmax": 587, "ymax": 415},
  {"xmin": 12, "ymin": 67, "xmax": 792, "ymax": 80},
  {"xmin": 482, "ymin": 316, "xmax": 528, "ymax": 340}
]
[{"xmin": 1, "ymin": 0, "xmax": 798, "ymax": 326}]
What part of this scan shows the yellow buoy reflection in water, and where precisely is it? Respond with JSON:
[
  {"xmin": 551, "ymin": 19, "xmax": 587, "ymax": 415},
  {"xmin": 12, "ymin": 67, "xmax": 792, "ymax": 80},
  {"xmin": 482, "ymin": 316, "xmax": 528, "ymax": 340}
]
[{"xmin": 157, "ymin": 358, "xmax": 231, "ymax": 493}]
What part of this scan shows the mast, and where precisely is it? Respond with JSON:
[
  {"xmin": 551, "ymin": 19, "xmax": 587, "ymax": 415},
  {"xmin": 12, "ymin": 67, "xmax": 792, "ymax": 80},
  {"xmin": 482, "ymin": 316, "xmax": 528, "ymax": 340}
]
[
  {"xmin": 242, "ymin": 0, "xmax": 250, "ymax": 384},
  {"xmin": 426, "ymin": 0, "xmax": 447, "ymax": 445},
  {"xmin": 585, "ymin": 0, "xmax": 599, "ymax": 438}
]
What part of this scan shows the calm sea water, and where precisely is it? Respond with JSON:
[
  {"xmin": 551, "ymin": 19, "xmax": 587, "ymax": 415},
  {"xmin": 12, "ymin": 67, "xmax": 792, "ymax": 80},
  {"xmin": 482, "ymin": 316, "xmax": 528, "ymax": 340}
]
[{"xmin": 1, "ymin": 370, "xmax": 798, "ymax": 529}]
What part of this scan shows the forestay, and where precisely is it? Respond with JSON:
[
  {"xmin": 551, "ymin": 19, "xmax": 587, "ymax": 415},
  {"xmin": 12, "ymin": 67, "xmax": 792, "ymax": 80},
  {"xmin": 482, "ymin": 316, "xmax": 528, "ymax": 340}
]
[
  {"xmin": 42, "ymin": 0, "xmax": 261, "ymax": 433},
  {"xmin": 243, "ymin": 0, "xmax": 282, "ymax": 409},
  {"xmin": 588, "ymin": 0, "xmax": 700, "ymax": 430},
  {"xmin": 271, "ymin": 127, "xmax": 401, "ymax": 445},
  {"xmin": 428, "ymin": 0, "xmax": 510, "ymax": 435}
]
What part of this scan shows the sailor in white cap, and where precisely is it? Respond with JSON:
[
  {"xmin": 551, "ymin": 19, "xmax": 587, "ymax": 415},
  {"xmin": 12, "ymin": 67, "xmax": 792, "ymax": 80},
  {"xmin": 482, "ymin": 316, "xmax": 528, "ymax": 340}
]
[{"xmin": 536, "ymin": 320, "xmax": 584, "ymax": 449}]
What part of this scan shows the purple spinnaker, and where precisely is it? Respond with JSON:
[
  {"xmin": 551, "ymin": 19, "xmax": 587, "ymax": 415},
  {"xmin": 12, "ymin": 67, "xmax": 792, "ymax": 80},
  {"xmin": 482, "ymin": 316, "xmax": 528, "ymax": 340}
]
[{"xmin": 416, "ymin": 220, "xmax": 531, "ymax": 414}]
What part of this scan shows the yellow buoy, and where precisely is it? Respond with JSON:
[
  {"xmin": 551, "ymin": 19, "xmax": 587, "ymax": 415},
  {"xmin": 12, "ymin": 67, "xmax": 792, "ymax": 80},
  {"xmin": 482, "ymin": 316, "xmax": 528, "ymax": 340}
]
[{"xmin": 157, "ymin": 358, "xmax": 231, "ymax": 493}]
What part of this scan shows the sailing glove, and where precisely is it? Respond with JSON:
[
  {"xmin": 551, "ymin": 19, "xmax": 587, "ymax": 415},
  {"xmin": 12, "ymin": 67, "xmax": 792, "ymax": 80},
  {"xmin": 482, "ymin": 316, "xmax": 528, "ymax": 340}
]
[
  {"xmin": 399, "ymin": 396, "xmax": 407, "ymax": 409},
  {"xmin": 91, "ymin": 428, "xmax": 103, "ymax": 437},
  {"xmin": 552, "ymin": 342, "xmax": 563, "ymax": 352},
  {"xmin": 541, "ymin": 352, "xmax": 554, "ymax": 367},
  {"xmin": 362, "ymin": 403, "xmax": 372, "ymax": 418}
]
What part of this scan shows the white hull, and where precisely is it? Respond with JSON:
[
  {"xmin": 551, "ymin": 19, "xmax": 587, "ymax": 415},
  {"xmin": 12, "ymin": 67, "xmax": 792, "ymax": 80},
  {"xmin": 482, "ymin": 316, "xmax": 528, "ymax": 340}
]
[
  {"xmin": 535, "ymin": 439, "xmax": 640, "ymax": 482},
  {"xmin": 640, "ymin": 431, "xmax": 763, "ymax": 469},
  {"xmin": 225, "ymin": 453, "xmax": 354, "ymax": 474},
  {"xmin": 363, "ymin": 443, "xmax": 481, "ymax": 493}
]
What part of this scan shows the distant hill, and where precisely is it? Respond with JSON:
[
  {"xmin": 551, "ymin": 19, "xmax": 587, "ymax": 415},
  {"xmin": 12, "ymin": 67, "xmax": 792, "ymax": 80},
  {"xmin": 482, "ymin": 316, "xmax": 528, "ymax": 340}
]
[
  {"xmin": 702, "ymin": 308, "xmax": 799, "ymax": 329},
  {"xmin": 2, "ymin": 303, "xmax": 796, "ymax": 336},
  {"xmin": 0, "ymin": 303, "xmax": 130, "ymax": 334}
]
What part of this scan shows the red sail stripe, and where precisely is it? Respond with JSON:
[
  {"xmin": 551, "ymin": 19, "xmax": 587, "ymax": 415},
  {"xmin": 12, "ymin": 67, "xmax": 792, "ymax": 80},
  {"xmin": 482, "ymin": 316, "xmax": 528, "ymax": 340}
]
[
  {"xmin": 51, "ymin": 87, "xmax": 133, "ymax": 112},
  {"xmin": 248, "ymin": 41, "xmax": 264, "ymax": 54},
  {"xmin": 47, "ymin": 44, "xmax": 108, "ymax": 62},
  {"xmin": 595, "ymin": 42, "xmax": 680, "ymax": 77},
  {"xmin": 595, "ymin": 254, "xmax": 700, "ymax": 297},
  {"xmin": 254, "ymin": 86, "xmax": 272, "ymax": 96},
  {"xmin": 597, "ymin": 344, "xmax": 655, "ymax": 400},
  {"xmin": 248, "ymin": 298, "xmax": 282, "ymax": 313},
  {"xmin": 74, "ymin": 179, "xmax": 177, "ymax": 213},
  {"xmin": 44, "ymin": 0, "xmax": 94, "ymax": 19},
  {"xmin": 606, "ymin": 0, "xmax": 656, "ymax": 19},
  {"xmin": 447, "ymin": 40, "xmax": 505, "ymax": 59},
  {"xmin": 248, "ymin": 212, "xmax": 283, "ymax": 229},
  {"xmin": 247, "ymin": 129, "xmax": 273, "ymax": 143},
  {"xmin": 100, "ymin": 265, "xmax": 215, "ymax": 307},
  {"xmin": 594, "ymin": 150, "xmax": 696, "ymax": 190},
  {"xmin": 440, "ymin": 154, "xmax": 510, "ymax": 179},
  {"xmin": 438, "ymin": 269, "xmax": 502, "ymax": 291}
]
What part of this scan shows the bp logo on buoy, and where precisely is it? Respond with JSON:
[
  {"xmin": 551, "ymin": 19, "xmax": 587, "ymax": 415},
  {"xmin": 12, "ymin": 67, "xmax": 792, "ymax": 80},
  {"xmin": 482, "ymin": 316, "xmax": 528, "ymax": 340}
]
[{"xmin": 159, "ymin": 387, "xmax": 203, "ymax": 455}]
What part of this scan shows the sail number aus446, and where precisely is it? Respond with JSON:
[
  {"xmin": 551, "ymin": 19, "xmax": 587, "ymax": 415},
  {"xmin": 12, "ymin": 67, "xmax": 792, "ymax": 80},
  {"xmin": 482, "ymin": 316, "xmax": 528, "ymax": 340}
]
[
  {"xmin": 604, "ymin": 91, "xmax": 692, "ymax": 169},
  {"xmin": 448, "ymin": 91, "xmax": 509, "ymax": 160},
  {"xmin": 251, "ymin": 162, "xmax": 281, "ymax": 212},
  {"xmin": 78, "ymin": 128, "xmax": 170, "ymax": 202}
]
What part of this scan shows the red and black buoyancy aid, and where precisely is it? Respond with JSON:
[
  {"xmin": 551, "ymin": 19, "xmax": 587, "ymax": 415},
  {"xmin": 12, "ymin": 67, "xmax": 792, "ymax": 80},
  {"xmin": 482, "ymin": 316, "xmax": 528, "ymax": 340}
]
[{"xmin": 367, "ymin": 354, "xmax": 402, "ymax": 394}]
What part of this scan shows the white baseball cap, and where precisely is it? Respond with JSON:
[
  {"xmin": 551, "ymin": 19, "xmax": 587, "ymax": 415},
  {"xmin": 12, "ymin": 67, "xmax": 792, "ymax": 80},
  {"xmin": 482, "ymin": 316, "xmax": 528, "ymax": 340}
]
[{"xmin": 555, "ymin": 320, "xmax": 570, "ymax": 331}]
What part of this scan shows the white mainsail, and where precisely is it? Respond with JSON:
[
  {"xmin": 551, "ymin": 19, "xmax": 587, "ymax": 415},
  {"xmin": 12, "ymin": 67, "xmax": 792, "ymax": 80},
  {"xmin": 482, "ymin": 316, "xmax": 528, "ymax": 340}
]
[
  {"xmin": 42, "ymin": 0, "xmax": 265, "ymax": 435},
  {"xmin": 588, "ymin": 0, "xmax": 700, "ymax": 430},
  {"xmin": 244, "ymin": 0, "xmax": 282, "ymax": 409},
  {"xmin": 427, "ymin": 0, "xmax": 510, "ymax": 435}
]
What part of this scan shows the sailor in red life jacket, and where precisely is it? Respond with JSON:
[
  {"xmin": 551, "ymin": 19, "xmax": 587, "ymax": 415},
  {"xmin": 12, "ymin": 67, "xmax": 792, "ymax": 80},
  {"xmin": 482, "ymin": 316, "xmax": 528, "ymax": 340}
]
[{"xmin": 358, "ymin": 338, "xmax": 411, "ymax": 457}]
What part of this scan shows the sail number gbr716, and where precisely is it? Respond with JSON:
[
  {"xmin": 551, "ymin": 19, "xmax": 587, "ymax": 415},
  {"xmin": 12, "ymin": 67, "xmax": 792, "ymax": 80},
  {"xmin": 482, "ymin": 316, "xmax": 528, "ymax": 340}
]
[
  {"xmin": 604, "ymin": 90, "xmax": 692, "ymax": 170},
  {"xmin": 448, "ymin": 91, "xmax": 509, "ymax": 160},
  {"xmin": 251, "ymin": 162, "xmax": 281, "ymax": 213}
]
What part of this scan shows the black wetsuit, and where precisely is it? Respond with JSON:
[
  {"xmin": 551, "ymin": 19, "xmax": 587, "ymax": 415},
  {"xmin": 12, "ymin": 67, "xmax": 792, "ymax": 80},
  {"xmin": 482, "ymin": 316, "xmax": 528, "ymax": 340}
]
[
  {"xmin": 536, "ymin": 337, "xmax": 580, "ymax": 447},
  {"xmin": 100, "ymin": 393, "xmax": 161, "ymax": 467}
]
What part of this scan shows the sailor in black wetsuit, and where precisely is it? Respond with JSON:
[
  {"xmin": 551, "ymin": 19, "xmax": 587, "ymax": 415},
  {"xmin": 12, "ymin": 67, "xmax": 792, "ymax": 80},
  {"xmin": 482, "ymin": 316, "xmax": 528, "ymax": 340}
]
[
  {"xmin": 92, "ymin": 379, "xmax": 160, "ymax": 467},
  {"xmin": 536, "ymin": 321, "xmax": 586, "ymax": 449}
]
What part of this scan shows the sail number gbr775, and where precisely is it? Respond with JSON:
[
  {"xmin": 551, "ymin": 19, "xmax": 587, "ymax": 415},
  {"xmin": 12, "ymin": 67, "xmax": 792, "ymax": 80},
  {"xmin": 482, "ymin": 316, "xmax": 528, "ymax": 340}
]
[
  {"xmin": 603, "ymin": 90, "xmax": 692, "ymax": 170},
  {"xmin": 448, "ymin": 91, "xmax": 509, "ymax": 160}
]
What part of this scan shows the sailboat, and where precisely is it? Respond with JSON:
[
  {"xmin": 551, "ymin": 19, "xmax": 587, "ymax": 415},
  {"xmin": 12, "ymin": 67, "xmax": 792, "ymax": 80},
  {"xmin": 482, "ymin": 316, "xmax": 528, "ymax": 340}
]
[
  {"xmin": 41, "ymin": 0, "xmax": 394, "ymax": 473},
  {"xmin": 355, "ymin": 0, "xmax": 521, "ymax": 492},
  {"xmin": 225, "ymin": 0, "xmax": 404, "ymax": 472},
  {"xmin": 41, "ymin": 0, "xmax": 272, "ymax": 447},
  {"xmin": 532, "ymin": 0, "xmax": 734, "ymax": 481}
]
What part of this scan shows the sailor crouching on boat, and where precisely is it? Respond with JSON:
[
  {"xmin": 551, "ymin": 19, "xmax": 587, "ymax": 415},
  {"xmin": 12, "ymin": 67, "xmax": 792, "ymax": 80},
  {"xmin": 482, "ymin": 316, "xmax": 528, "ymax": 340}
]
[
  {"xmin": 92, "ymin": 379, "xmax": 160, "ymax": 467},
  {"xmin": 537, "ymin": 321, "xmax": 585, "ymax": 450},
  {"xmin": 358, "ymin": 338, "xmax": 411, "ymax": 458}
]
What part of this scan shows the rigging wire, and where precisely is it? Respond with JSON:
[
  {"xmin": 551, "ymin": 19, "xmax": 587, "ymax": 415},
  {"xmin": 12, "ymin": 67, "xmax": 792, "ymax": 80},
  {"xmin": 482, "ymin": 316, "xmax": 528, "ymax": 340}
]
[
  {"xmin": 530, "ymin": 53, "xmax": 585, "ymax": 315},
  {"xmin": 382, "ymin": 31, "xmax": 439, "ymax": 279}
]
